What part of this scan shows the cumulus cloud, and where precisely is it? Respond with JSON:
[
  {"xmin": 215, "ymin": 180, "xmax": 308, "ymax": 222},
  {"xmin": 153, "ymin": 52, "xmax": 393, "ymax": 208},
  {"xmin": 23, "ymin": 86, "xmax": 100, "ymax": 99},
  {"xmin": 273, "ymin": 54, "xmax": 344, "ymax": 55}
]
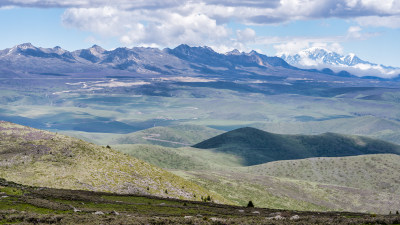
[
  {"xmin": 3, "ymin": 0, "xmax": 400, "ymax": 22},
  {"xmin": 356, "ymin": 16, "xmax": 400, "ymax": 28},
  {"xmin": 236, "ymin": 28, "xmax": 256, "ymax": 42},
  {"xmin": 274, "ymin": 41, "xmax": 344, "ymax": 56},
  {"xmin": 3, "ymin": 0, "xmax": 400, "ymax": 56},
  {"xmin": 63, "ymin": 7, "xmax": 231, "ymax": 48}
]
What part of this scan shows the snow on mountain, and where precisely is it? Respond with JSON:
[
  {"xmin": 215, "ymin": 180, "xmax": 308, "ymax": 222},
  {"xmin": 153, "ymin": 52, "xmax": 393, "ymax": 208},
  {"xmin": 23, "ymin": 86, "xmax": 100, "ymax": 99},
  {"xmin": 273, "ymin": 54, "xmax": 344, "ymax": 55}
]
[{"xmin": 280, "ymin": 48, "xmax": 400, "ymax": 79}]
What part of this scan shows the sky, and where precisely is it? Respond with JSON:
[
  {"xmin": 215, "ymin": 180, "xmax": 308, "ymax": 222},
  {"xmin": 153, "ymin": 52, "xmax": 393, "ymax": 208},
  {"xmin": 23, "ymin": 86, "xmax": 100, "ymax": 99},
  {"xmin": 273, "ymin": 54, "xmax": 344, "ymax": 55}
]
[{"xmin": 0, "ymin": 0, "xmax": 400, "ymax": 67}]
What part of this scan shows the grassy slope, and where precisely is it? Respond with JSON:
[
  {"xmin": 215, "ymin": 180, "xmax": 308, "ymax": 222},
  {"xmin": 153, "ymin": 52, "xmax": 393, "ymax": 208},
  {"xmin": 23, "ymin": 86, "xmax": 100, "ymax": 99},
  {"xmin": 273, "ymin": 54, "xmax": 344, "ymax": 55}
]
[
  {"xmin": 114, "ymin": 141, "xmax": 400, "ymax": 213},
  {"xmin": 0, "ymin": 121, "xmax": 228, "ymax": 203},
  {"xmin": 113, "ymin": 144, "xmax": 243, "ymax": 170},
  {"xmin": 110, "ymin": 125, "xmax": 224, "ymax": 147},
  {"xmin": 193, "ymin": 127, "xmax": 400, "ymax": 165},
  {"xmin": 243, "ymin": 154, "xmax": 400, "ymax": 193},
  {"xmin": 176, "ymin": 169, "xmax": 400, "ymax": 214},
  {"xmin": 2, "ymin": 179, "xmax": 396, "ymax": 225}
]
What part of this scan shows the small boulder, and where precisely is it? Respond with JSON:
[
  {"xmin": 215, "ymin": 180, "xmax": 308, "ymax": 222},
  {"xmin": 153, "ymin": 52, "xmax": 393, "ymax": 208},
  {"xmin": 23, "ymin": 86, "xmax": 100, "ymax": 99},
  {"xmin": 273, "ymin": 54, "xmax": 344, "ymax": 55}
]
[
  {"xmin": 290, "ymin": 215, "xmax": 300, "ymax": 220},
  {"xmin": 93, "ymin": 211, "xmax": 104, "ymax": 215}
]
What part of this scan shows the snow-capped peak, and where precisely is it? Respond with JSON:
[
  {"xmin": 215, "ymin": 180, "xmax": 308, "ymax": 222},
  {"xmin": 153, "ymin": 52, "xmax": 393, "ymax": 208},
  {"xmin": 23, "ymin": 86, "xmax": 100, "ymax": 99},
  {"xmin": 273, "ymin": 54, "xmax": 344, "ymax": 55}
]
[{"xmin": 280, "ymin": 47, "xmax": 400, "ymax": 78}]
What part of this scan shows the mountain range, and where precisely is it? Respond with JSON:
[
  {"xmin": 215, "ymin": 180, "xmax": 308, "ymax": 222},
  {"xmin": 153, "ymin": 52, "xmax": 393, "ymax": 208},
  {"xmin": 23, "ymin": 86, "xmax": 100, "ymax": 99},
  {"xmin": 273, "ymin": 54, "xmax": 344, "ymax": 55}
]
[
  {"xmin": 280, "ymin": 47, "xmax": 400, "ymax": 79},
  {"xmin": 0, "ymin": 43, "xmax": 293, "ymax": 78},
  {"xmin": 1, "ymin": 43, "xmax": 399, "ymax": 80}
]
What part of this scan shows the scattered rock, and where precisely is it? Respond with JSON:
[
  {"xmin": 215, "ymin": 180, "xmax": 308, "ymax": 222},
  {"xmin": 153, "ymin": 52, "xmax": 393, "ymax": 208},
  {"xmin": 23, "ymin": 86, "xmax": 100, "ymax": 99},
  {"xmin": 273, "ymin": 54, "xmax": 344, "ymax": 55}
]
[
  {"xmin": 269, "ymin": 212, "xmax": 281, "ymax": 216},
  {"xmin": 238, "ymin": 209, "xmax": 245, "ymax": 213},
  {"xmin": 210, "ymin": 217, "xmax": 226, "ymax": 222},
  {"xmin": 274, "ymin": 215, "xmax": 285, "ymax": 220},
  {"xmin": 1, "ymin": 195, "xmax": 8, "ymax": 198},
  {"xmin": 93, "ymin": 211, "xmax": 104, "ymax": 215},
  {"xmin": 159, "ymin": 203, "xmax": 166, "ymax": 205},
  {"xmin": 73, "ymin": 207, "xmax": 81, "ymax": 212},
  {"xmin": 196, "ymin": 214, "xmax": 203, "ymax": 217},
  {"xmin": 184, "ymin": 216, "xmax": 193, "ymax": 219},
  {"xmin": 111, "ymin": 211, "xmax": 120, "ymax": 215},
  {"xmin": 266, "ymin": 215, "xmax": 286, "ymax": 220},
  {"xmin": 290, "ymin": 215, "xmax": 300, "ymax": 220},
  {"xmin": 252, "ymin": 211, "xmax": 260, "ymax": 214}
]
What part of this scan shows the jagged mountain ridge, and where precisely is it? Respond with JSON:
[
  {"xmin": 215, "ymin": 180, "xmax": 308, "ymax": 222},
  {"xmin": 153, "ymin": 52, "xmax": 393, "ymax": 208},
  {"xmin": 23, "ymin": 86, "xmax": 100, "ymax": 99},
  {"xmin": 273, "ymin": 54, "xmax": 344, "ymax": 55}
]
[
  {"xmin": 0, "ymin": 43, "xmax": 293, "ymax": 77},
  {"xmin": 280, "ymin": 47, "xmax": 400, "ymax": 78}
]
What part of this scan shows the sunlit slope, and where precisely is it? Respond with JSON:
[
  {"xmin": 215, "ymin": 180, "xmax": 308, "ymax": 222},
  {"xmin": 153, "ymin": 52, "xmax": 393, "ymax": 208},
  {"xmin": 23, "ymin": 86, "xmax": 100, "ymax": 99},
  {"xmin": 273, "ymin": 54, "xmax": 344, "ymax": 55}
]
[
  {"xmin": 178, "ymin": 168, "xmax": 400, "ymax": 214},
  {"xmin": 110, "ymin": 125, "xmax": 224, "ymax": 147},
  {"xmin": 114, "ymin": 144, "xmax": 243, "ymax": 170},
  {"xmin": 243, "ymin": 154, "xmax": 400, "ymax": 193},
  {"xmin": 0, "ymin": 121, "xmax": 228, "ymax": 203},
  {"xmin": 193, "ymin": 127, "xmax": 400, "ymax": 165}
]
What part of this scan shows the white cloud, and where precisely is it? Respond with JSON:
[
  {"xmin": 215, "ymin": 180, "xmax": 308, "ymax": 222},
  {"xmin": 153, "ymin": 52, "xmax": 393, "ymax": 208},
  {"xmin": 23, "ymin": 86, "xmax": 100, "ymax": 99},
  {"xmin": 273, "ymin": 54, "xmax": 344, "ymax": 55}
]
[
  {"xmin": 347, "ymin": 26, "xmax": 363, "ymax": 39},
  {"xmin": 356, "ymin": 16, "xmax": 400, "ymax": 28},
  {"xmin": 274, "ymin": 41, "xmax": 312, "ymax": 56},
  {"xmin": 3, "ymin": 0, "xmax": 400, "ymax": 57},
  {"xmin": 3, "ymin": 0, "xmax": 400, "ymax": 23},
  {"xmin": 63, "ymin": 7, "xmax": 231, "ymax": 48},
  {"xmin": 236, "ymin": 28, "xmax": 256, "ymax": 42}
]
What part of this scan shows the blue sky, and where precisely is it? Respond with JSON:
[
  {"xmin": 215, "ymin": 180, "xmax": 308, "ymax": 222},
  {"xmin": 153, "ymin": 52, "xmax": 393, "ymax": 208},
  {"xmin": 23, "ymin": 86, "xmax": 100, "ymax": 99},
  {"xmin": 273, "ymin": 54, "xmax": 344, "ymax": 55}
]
[{"xmin": 0, "ymin": 0, "xmax": 400, "ymax": 67}]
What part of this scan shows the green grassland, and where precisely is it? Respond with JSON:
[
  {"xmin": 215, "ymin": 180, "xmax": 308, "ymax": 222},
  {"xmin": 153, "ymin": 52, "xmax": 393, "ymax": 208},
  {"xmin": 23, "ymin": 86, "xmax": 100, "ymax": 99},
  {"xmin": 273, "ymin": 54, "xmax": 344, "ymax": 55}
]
[
  {"xmin": 0, "ymin": 121, "xmax": 228, "ymax": 204},
  {"xmin": 4, "ymin": 80, "xmax": 400, "ymax": 142}
]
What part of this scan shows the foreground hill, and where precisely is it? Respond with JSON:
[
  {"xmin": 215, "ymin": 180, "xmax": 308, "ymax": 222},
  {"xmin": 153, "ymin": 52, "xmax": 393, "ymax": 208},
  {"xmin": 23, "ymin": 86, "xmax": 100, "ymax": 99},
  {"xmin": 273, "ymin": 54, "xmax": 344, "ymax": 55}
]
[
  {"xmin": 193, "ymin": 127, "xmax": 400, "ymax": 165},
  {"xmin": 0, "ymin": 121, "xmax": 227, "ymax": 203},
  {"xmin": 2, "ymin": 179, "xmax": 398, "ymax": 225}
]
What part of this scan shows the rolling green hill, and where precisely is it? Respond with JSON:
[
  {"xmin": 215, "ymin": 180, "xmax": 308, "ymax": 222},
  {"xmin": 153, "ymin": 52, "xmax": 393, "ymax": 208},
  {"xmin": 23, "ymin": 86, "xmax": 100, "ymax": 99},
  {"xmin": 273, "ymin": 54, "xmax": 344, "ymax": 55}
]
[
  {"xmin": 255, "ymin": 116, "xmax": 400, "ymax": 145},
  {"xmin": 243, "ymin": 154, "xmax": 400, "ymax": 193},
  {"xmin": 114, "ymin": 143, "xmax": 400, "ymax": 213},
  {"xmin": 193, "ymin": 127, "xmax": 400, "ymax": 165},
  {"xmin": 114, "ymin": 144, "xmax": 243, "ymax": 170},
  {"xmin": 0, "ymin": 121, "xmax": 228, "ymax": 203},
  {"xmin": 110, "ymin": 125, "xmax": 224, "ymax": 147}
]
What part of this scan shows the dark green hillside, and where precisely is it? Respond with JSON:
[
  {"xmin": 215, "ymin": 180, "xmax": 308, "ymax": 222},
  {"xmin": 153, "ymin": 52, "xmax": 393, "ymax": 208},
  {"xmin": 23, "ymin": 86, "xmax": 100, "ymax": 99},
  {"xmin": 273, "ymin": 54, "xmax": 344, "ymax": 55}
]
[{"xmin": 192, "ymin": 127, "xmax": 400, "ymax": 165}]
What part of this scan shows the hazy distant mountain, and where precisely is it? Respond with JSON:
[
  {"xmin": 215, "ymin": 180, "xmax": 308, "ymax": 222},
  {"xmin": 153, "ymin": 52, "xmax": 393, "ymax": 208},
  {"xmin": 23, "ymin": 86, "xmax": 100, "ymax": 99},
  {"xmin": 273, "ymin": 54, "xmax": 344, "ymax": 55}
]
[
  {"xmin": 192, "ymin": 127, "xmax": 400, "ymax": 165},
  {"xmin": 280, "ymin": 47, "xmax": 400, "ymax": 79}
]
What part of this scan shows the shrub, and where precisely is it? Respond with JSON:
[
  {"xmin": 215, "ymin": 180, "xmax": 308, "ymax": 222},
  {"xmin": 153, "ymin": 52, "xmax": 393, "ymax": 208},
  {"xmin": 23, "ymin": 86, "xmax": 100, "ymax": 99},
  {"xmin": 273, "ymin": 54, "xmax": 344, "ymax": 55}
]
[{"xmin": 247, "ymin": 201, "xmax": 254, "ymax": 208}]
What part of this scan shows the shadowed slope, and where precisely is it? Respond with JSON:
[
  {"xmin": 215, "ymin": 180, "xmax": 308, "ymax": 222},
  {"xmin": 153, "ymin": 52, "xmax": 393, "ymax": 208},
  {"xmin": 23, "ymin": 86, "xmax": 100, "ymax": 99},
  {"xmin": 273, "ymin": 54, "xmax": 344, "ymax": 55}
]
[{"xmin": 192, "ymin": 127, "xmax": 400, "ymax": 165}]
